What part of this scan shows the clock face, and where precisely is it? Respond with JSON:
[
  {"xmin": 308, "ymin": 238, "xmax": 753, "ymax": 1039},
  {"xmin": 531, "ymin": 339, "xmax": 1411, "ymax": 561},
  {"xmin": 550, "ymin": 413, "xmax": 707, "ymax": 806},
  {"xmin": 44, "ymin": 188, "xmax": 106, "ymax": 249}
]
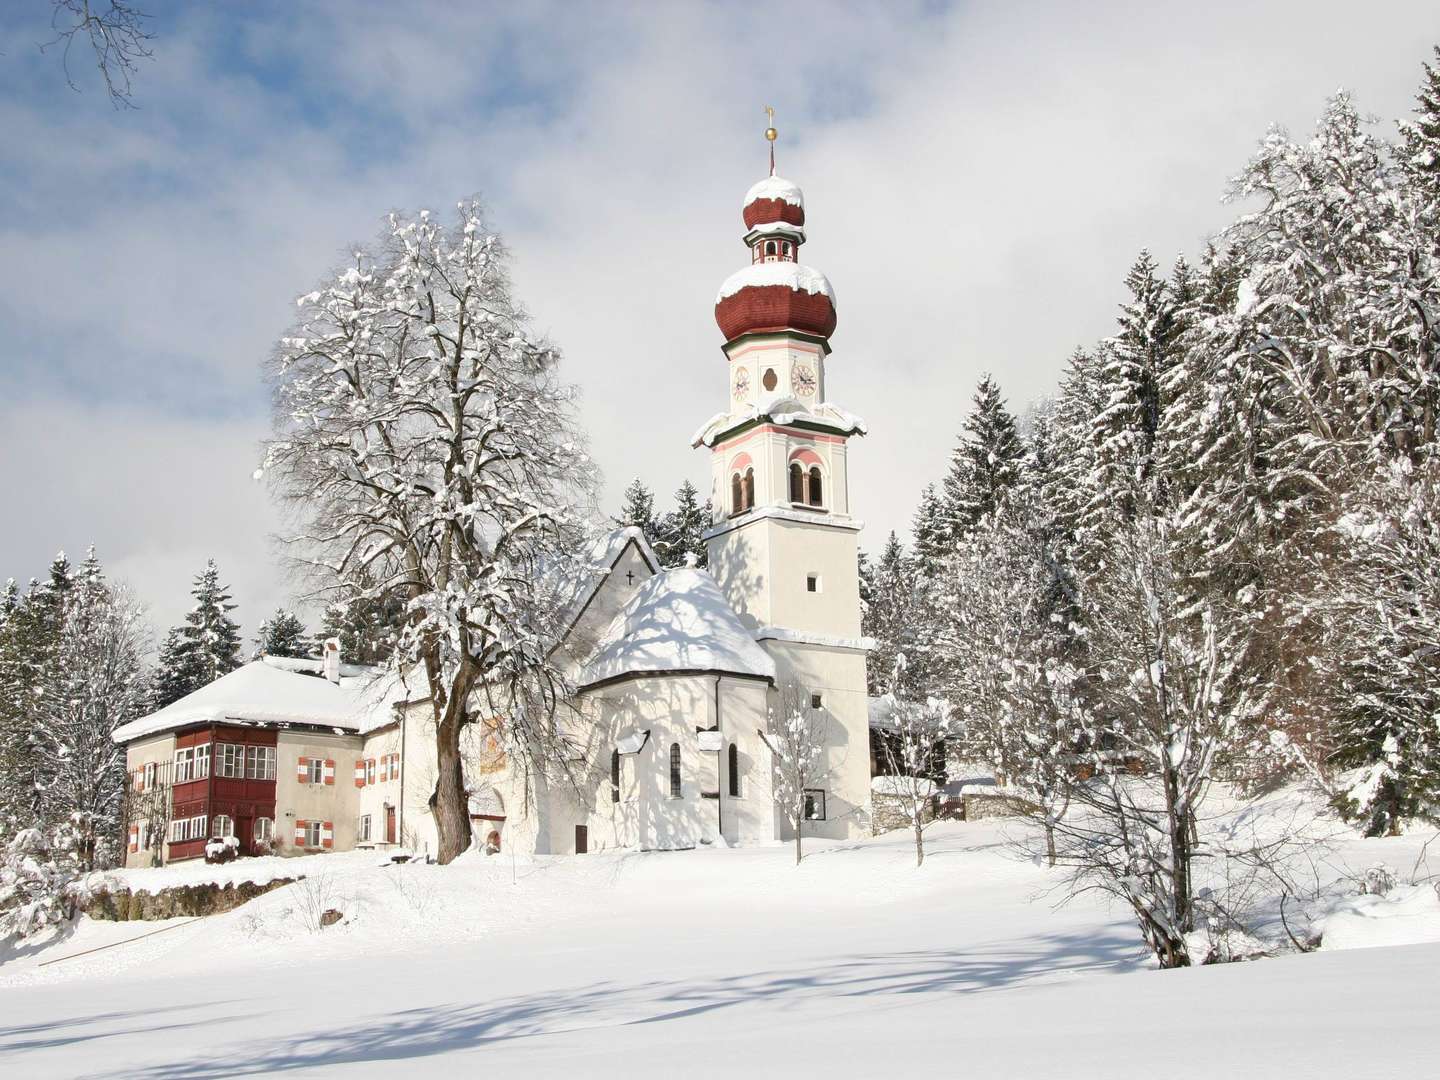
[
  {"xmin": 732, "ymin": 367, "xmax": 751, "ymax": 399},
  {"xmin": 792, "ymin": 363, "xmax": 817, "ymax": 397}
]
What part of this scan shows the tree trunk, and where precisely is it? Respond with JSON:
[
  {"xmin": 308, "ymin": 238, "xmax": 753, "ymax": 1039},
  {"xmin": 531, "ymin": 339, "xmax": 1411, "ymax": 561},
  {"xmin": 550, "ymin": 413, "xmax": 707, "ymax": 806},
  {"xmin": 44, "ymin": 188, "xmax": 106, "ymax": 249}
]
[
  {"xmin": 1045, "ymin": 821, "xmax": 1056, "ymax": 868},
  {"xmin": 914, "ymin": 817, "xmax": 925, "ymax": 868},
  {"xmin": 429, "ymin": 662, "xmax": 476, "ymax": 864},
  {"xmin": 794, "ymin": 816, "xmax": 803, "ymax": 866}
]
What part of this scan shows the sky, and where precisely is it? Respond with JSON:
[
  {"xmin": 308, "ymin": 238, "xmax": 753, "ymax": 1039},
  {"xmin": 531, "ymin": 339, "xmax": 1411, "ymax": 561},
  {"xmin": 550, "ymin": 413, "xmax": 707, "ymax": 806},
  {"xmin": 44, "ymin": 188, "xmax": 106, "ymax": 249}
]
[{"xmin": 1, "ymin": 0, "xmax": 1437, "ymax": 642}]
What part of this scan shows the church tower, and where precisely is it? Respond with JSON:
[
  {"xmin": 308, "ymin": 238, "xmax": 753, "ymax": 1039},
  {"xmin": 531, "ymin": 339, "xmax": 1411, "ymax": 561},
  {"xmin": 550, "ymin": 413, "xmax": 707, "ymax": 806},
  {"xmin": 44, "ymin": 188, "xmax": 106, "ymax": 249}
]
[{"xmin": 694, "ymin": 121, "xmax": 872, "ymax": 839}]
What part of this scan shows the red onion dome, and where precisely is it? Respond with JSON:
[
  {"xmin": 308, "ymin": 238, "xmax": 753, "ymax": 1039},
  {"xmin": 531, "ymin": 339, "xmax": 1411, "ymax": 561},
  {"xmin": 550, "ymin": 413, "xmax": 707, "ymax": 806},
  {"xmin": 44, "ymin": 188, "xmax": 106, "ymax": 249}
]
[
  {"xmin": 742, "ymin": 175, "xmax": 805, "ymax": 229},
  {"xmin": 714, "ymin": 262, "xmax": 837, "ymax": 341}
]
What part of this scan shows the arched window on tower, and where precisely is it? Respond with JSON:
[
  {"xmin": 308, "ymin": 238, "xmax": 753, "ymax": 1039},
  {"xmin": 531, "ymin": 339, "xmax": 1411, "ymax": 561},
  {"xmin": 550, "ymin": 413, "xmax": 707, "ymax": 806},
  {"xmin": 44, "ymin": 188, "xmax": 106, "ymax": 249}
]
[
  {"xmin": 731, "ymin": 472, "xmax": 744, "ymax": 515},
  {"xmin": 610, "ymin": 749, "xmax": 620, "ymax": 803},
  {"xmin": 781, "ymin": 240, "xmax": 792, "ymax": 259},
  {"xmin": 808, "ymin": 466, "xmax": 824, "ymax": 507},
  {"xmin": 728, "ymin": 742, "xmax": 741, "ymax": 797},
  {"xmin": 669, "ymin": 743, "xmax": 682, "ymax": 798},
  {"xmin": 743, "ymin": 468, "xmax": 755, "ymax": 510},
  {"xmin": 789, "ymin": 462, "xmax": 804, "ymax": 503},
  {"xmin": 764, "ymin": 240, "xmax": 777, "ymax": 261}
]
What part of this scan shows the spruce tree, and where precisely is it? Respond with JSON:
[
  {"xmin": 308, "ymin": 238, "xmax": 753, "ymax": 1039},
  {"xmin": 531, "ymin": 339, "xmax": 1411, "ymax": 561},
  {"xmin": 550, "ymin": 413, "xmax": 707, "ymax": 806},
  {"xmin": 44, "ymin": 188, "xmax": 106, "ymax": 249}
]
[
  {"xmin": 320, "ymin": 591, "xmax": 404, "ymax": 665},
  {"xmin": 615, "ymin": 478, "xmax": 659, "ymax": 542},
  {"xmin": 654, "ymin": 480, "xmax": 709, "ymax": 568},
  {"xmin": 862, "ymin": 532, "xmax": 920, "ymax": 696},
  {"xmin": 941, "ymin": 375, "xmax": 1024, "ymax": 542},
  {"xmin": 254, "ymin": 609, "xmax": 311, "ymax": 660},
  {"xmin": 1399, "ymin": 46, "xmax": 1440, "ymax": 210},
  {"xmin": 149, "ymin": 628, "xmax": 196, "ymax": 710},
  {"xmin": 182, "ymin": 560, "xmax": 242, "ymax": 685},
  {"xmin": 910, "ymin": 484, "xmax": 950, "ymax": 566}
]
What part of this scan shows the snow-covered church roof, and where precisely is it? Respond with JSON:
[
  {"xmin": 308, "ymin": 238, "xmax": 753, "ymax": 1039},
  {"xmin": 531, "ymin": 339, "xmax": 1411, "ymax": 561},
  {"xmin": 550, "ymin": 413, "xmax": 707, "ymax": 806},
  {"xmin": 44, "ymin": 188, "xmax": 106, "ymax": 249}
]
[
  {"xmin": 744, "ymin": 175, "xmax": 804, "ymax": 210},
  {"xmin": 579, "ymin": 569, "xmax": 776, "ymax": 689},
  {"xmin": 110, "ymin": 658, "xmax": 404, "ymax": 743}
]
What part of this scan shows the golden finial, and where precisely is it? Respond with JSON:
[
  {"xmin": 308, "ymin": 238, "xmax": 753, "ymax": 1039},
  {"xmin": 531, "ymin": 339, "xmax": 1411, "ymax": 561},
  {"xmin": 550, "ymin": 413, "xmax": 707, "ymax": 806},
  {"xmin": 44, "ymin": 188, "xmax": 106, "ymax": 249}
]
[{"xmin": 764, "ymin": 104, "xmax": 778, "ymax": 142}]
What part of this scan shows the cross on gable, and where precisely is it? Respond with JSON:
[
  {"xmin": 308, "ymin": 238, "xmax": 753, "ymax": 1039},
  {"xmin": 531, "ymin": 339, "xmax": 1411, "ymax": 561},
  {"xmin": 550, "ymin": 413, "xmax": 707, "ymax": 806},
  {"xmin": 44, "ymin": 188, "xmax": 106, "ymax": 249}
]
[{"xmin": 625, "ymin": 570, "xmax": 636, "ymax": 585}]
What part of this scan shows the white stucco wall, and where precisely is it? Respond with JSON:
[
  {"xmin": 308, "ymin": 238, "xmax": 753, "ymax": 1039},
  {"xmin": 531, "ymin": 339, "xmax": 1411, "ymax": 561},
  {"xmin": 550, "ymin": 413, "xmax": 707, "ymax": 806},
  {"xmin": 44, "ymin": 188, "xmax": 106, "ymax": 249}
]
[{"xmin": 275, "ymin": 730, "xmax": 363, "ymax": 855}]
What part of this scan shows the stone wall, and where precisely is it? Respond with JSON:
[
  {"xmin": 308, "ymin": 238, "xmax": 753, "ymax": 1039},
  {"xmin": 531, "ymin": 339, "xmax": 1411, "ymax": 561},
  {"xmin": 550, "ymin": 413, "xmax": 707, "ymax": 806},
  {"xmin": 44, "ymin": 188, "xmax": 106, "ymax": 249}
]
[{"xmin": 83, "ymin": 877, "xmax": 298, "ymax": 921}]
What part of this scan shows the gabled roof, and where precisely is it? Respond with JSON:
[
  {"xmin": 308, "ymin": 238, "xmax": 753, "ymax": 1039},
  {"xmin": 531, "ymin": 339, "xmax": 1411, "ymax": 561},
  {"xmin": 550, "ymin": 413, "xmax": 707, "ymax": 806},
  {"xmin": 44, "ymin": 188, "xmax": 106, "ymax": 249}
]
[
  {"xmin": 553, "ymin": 526, "xmax": 661, "ymax": 648},
  {"xmin": 578, "ymin": 569, "xmax": 776, "ymax": 689},
  {"xmin": 110, "ymin": 659, "xmax": 403, "ymax": 744}
]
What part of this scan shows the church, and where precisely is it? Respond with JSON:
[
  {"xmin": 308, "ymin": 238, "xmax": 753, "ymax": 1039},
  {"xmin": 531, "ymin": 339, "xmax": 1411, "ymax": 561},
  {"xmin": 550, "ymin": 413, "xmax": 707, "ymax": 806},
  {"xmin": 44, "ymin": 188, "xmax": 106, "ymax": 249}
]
[{"xmin": 113, "ymin": 143, "xmax": 875, "ymax": 864}]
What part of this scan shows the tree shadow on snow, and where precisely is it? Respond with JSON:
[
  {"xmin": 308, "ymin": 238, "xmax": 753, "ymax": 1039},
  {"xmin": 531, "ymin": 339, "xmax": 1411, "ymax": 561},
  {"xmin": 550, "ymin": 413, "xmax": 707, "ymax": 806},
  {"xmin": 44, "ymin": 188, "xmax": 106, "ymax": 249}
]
[{"xmin": 100, "ymin": 929, "xmax": 1143, "ymax": 1077}]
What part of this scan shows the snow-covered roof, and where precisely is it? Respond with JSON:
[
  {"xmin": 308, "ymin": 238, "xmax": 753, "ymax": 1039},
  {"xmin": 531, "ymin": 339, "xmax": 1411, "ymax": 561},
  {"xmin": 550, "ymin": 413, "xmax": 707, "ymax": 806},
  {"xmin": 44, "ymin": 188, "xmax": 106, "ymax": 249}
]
[
  {"xmin": 716, "ymin": 262, "xmax": 834, "ymax": 305},
  {"xmin": 579, "ymin": 569, "xmax": 776, "ymax": 688},
  {"xmin": 110, "ymin": 659, "xmax": 401, "ymax": 743},
  {"xmin": 745, "ymin": 220, "xmax": 806, "ymax": 242},
  {"xmin": 744, "ymin": 175, "xmax": 804, "ymax": 209},
  {"xmin": 553, "ymin": 526, "xmax": 660, "ymax": 646},
  {"xmin": 691, "ymin": 400, "xmax": 867, "ymax": 448}
]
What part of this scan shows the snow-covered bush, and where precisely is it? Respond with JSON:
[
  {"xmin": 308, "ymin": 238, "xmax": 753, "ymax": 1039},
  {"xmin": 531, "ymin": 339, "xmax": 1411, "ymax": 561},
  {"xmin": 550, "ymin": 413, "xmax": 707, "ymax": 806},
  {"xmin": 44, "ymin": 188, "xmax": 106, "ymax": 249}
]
[{"xmin": 0, "ymin": 820, "xmax": 86, "ymax": 939}]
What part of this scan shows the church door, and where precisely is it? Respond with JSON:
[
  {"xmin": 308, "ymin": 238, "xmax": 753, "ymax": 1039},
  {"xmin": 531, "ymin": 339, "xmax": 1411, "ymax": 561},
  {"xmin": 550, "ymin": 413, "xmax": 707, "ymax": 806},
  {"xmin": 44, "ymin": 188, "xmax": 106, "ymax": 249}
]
[
  {"xmin": 385, "ymin": 806, "xmax": 397, "ymax": 844},
  {"xmin": 575, "ymin": 825, "xmax": 588, "ymax": 854}
]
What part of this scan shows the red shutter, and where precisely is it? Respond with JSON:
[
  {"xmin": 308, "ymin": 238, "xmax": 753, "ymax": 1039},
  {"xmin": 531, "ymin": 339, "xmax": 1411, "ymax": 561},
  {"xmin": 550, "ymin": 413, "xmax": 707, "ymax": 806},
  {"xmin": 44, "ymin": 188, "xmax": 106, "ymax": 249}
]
[
  {"xmin": 321, "ymin": 821, "xmax": 334, "ymax": 849},
  {"xmin": 379, "ymin": 756, "xmax": 389, "ymax": 782},
  {"xmin": 390, "ymin": 753, "xmax": 399, "ymax": 778},
  {"xmin": 323, "ymin": 759, "xmax": 335, "ymax": 786},
  {"xmin": 134, "ymin": 771, "xmax": 145, "ymax": 794},
  {"xmin": 128, "ymin": 825, "xmax": 139, "ymax": 853},
  {"xmin": 294, "ymin": 820, "xmax": 307, "ymax": 845},
  {"xmin": 296, "ymin": 756, "xmax": 309, "ymax": 782},
  {"xmin": 354, "ymin": 760, "xmax": 366, "ymax": 788}
]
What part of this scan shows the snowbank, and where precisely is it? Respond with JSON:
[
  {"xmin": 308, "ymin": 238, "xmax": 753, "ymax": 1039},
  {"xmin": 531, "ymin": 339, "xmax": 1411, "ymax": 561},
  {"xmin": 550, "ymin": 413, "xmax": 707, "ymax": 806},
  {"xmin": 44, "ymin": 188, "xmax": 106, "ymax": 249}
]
[{"xmin": 1320, "ymin": 883, "xmax": 1440, "ymax": 951}]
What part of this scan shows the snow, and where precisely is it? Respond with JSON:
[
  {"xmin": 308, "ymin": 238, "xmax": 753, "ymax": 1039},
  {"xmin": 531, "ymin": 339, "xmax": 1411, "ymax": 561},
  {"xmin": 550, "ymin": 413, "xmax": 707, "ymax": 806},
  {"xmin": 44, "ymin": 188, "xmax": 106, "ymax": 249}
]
[
  {"xmin": 2, "ymin": 787, "xmax": 1439, "ymax": 1076},
  {"xmin": 554, "ymin": 526, "xmax": 660, "ymax": 640},
  {"xmin": 752, "ymin": 624, "xmax": 875, "ymax": 651},
  {"xmin": 691, "ymin": 401, "xmax": 867, "ymax": 447},
  {"xmin": 695, "ymin": 729, "xmax": 725, "ymax": 752},
  {"xmin": 715, "ymin": 261, "xmax": 835, "ymax": 305},
  {"xmin": 743, "ymin": 174, "xmax": 803, "ymax": 209},
  {"xmin": 109, "ymin": 659, "xmax": 407, "ymax": 742},
  {"xmin": 871, "ymin": 774, "xmax": 938, "ymax": 797},
  {"xmin": 744, "ymin": 219, "xmax": 806, "ymax": 241},
  {"xmin": 580, "ymin": 569, "xmax": 776, "ymax": 687},
  {"xmin": 1320, "ymin": 883, "xmax": 1440, "ymax": 951}
]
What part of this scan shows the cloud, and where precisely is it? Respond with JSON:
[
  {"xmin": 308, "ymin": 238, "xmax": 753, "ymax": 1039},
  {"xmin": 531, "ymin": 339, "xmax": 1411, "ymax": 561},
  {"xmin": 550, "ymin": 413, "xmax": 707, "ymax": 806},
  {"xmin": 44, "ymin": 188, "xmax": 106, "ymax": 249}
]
[{"xmin": 1, "ymin": 0, "xmax": 1436, "ymax": 635}]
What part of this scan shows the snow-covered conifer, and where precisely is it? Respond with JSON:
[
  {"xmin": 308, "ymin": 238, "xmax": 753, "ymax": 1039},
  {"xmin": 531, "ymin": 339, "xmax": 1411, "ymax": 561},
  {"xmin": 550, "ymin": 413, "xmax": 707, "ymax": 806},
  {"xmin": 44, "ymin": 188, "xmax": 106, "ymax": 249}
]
[
  {"xmin": 654, "ymin": 479, "xmax": 709, "ymax": 569},
  {"xmin": 941, "ymin": 374, "xmax": 1024, "ymax": 542},
  {"xmin": 253, "ymin": 608, "xmax": 311, "ymax": 660}
]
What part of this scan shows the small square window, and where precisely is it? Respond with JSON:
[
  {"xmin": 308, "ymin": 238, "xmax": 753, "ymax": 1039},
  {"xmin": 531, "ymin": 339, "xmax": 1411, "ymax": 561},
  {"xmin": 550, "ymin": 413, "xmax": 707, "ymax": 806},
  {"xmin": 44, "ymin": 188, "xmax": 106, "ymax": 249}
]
[
  {"xmin": 806, "ymin": 574, "xmax": 819, "ymax": 593},
  {"xmin": 810, "ymin": 693, "xmax": 823, "ymax": 710}
]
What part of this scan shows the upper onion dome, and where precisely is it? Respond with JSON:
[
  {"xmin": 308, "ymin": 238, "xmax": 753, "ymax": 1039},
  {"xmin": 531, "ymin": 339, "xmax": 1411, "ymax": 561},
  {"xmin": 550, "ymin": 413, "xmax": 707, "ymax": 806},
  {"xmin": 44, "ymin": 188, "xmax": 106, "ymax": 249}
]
[
  {"xmin": 718, "ymin": 174, "xmax": 835, "ymax": 342},
  {"xmin": 742, "ymin": 175, "xmax": 805, "ymax": 229}
]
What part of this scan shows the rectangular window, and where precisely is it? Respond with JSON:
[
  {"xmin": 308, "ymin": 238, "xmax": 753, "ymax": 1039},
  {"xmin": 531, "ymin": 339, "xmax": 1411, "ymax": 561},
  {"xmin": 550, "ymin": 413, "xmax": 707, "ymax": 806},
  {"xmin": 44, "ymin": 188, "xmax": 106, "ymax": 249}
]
[
  {"xmin": 307, "ymin": 757, "xmax": 324, "ymax": 785},
  {"xmin": 211, "ymin": 814, "xmax": 233, "ymax": 839},
  {"xmin": 249, "ymin": 746, "xmax": 276, "ymax": 780},
  {"xmin": 366, "ymin": 759, "xmax": 376, "ymax": 785},
  {"xmin": 170, "ymin": 815, "xmax": 207, "ymax": 842},
  {"xmin": 803, "ymin": 789, "xmax": 827, "ymax": 821},
  {"xmin": 806, "ymin": 574, "xmax": 819, "ymax": 593},
  {"xmin": 219, "ymin": 743, "xmax": 242, "ymax": 778},
  {"xmin": 173, "ymin": 747, "xmax": 193, "ymax": 783},
  {"xmin": 254, "ymin": 817, "xmax": 273, "ymax": 845},
  {"xmin": 810, "ymin": 693, "xmax": 823, "ymax": 710},
  {"xmin": 305, "ymin": 820, "xmax": 323, "ymax": 848},
  {"xmin": 194, "ymin": 743, "xmax": 211, "ymax": 780},
  {"xmin": 358, "ymin": 814, "xmax": 372, "ymax": 843},
  {"xmin": 143, "ymin": 762, "xmax": 156, "ymax": 789}
]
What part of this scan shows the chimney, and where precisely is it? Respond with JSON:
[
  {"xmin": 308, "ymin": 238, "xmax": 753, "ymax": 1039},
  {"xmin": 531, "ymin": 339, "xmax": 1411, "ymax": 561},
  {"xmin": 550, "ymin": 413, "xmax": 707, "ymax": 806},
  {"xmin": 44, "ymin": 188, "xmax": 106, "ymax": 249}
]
[{"xmin": 323, "ymin": 637, "xmax": 341, "ymax": 684}]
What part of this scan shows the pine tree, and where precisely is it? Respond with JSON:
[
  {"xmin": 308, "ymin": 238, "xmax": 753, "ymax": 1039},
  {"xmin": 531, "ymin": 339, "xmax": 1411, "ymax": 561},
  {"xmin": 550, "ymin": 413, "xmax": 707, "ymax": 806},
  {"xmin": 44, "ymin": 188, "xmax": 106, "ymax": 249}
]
[
  {"xmin": 181, "ymin": 560, "xmax": 242, "ymax": 685},
  {"xmin": 253, "ymin": 609, "xmax": 311, "ymax": 660},
  {"xmin": 615, "ymin": 478, "xmax": 660, "ymax": 545},
  {"xmin": 941, "ymin": 374, "xmax": 1024, "ymax": 542},
  {"xmin": 654, "ymin": 479, "xmax": 709, "ymax": 568},
  {"xmin": 910, "ymin": 484, "xmax": 949, "ymax": 566},
  {"xmin": 319, "ymin": 590, "xmax": 405, "ymax": 666},
  {"xmin": 149, "ymin": 628, "xmax": 195, "ymax": 710},
  {"xmin": 862, "ymin": 532, "xmax": 920, "ymax": 696},
  {"xmin": 150, "ymin": 560, "xmax": 242, "ymax": 708},
  {"xmin": 1399, "ymin": 46, "xmax": 1440, "ymax": 210}
]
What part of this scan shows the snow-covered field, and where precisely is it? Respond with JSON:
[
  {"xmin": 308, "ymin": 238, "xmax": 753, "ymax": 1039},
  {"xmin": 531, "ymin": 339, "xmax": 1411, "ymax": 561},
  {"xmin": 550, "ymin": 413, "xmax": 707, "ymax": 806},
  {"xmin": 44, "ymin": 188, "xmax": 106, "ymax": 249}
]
[{"xmin": 2, "ymin": 792, "xmax": 1437, "ymax": 1079}]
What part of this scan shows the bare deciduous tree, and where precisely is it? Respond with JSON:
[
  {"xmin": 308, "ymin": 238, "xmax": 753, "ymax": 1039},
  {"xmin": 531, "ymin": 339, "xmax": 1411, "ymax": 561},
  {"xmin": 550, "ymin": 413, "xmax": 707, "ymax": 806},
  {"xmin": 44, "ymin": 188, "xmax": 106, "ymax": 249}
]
[
  {"xmin": 764, "ymin": 682, "xmax": 832, "ymax": 866},
  {"xmin": 41, "ymin": 1, "xmax": 154, "ymax": 108},
  {"xmin": 263, "ymin": 201, "xmax": 596, "ymax": 864},
  {"xmin": 875, "ymin": 671, "xmax": 950, "ymax": 867}
]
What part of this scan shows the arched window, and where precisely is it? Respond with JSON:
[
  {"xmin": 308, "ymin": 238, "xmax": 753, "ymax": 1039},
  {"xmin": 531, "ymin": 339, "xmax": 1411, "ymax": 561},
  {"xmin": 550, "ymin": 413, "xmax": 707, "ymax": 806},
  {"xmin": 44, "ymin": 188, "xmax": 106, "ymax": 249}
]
[
  {"xmin": 611, "ymin": 749, "xmax": 620, "ymax": 803},
  {"xmin": 743, "ymin": 468, "xmax": 755, "ymax": 510},
  {"xmin": 728, "ymin": 743, "xmax": 741, "ymax": 797},
  {"xmin": 669, "ymin": 743, "xmax": 682, "ymax": 798},
  {"xmin": 731, "ymin": 472, "xmax": 744, "ymax": 514},
  {"xmin": 789, "ymin": 462, "xmax": 804, "ymax": 503},
  {"xmin": 781, "ymin": 241, "xmax": 792, "ymax": 258},
  {"xmin": 253, "ymin": 817, "xmax": 273, "ymax": 850},
  {"xmin": 211, "ymin": 814, "xmax": 233, "ymax": 839},
  {"xmin": 808, "ymin": 466, "xmax": 823, "ymax": 507},
  {"xmin": 765, "ymin": 240, "xmax": 777, "ymax": 259}
]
